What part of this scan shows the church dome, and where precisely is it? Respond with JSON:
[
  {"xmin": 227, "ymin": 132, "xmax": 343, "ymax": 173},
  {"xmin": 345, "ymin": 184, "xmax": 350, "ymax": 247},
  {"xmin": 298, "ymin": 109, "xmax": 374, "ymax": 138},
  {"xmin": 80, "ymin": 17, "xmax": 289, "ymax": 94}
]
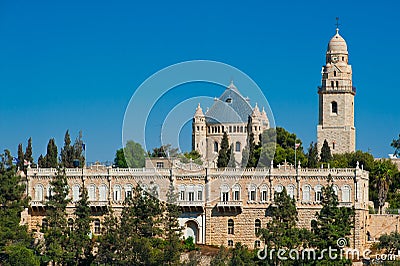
[{"xmin": 327, "ymin": 29, "xmax": 348, "ymax": 54}]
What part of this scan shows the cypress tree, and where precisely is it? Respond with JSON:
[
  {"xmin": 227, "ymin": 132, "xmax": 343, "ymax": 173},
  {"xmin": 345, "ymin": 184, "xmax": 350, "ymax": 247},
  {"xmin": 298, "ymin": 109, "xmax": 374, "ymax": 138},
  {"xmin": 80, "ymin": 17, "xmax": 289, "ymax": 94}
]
[
  {"xmin": 44, "ymin": 138, "xmax": 58, "ymax": 168},
  {"xmin": 95, "ymin": 207, "xmax": 119, "ymax": 265},
  {"xmin": 72, "ymin": 131, "xmax": 85, "ymax": 168},
  {"xmin": 43, "ymin": 167, "xmax": 72, "ymax": 265},
  {"xmin": 17, "ymin": 143, "xmax": 24, "ymax": 171},
  {"xmin": 311, "ymin": 175, "xmax": 354, "ymax": 264},
  {"xmin": 163, "ymin": 181, "xmax": 183, "ymax": 265},
  {"xmin": 38, "ymin": 155, "xmax": 45, "ymax": 168},
  {"xmin": 217, "ymin": 132, "xmax": 230, "ymax": 168},
  {"xmin": 67, "ymin": 185, "xmax": 93, "ymax": 265},
  {"xmin": 24, "ymin": 137, "xmax": 34, "ymax": 167},
  {"xmin": 320, "ymin": 139, "xmax": 332, "ymax": 163},
  {"xmin": 307, "ymin": 141, "xmax": 319, "ymax": 168},
  {"xmin": 227, "ymin": 144, "xmax": 236, "ymax": 168},
  {"xmin": 61, "ymin": 130, "xmax": 74, "ymax": 168},
  {"xmin": 0, "ymin": 150, "xmax": 37, "ymax": 265}
]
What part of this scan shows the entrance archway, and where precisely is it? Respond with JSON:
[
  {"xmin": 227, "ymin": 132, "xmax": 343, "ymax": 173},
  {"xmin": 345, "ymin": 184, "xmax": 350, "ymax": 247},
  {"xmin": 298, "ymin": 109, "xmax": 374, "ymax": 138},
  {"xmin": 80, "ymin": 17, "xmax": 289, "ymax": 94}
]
[{"xmin": 185, "ymin": 220, "xmax": 199, "ymax": 244}]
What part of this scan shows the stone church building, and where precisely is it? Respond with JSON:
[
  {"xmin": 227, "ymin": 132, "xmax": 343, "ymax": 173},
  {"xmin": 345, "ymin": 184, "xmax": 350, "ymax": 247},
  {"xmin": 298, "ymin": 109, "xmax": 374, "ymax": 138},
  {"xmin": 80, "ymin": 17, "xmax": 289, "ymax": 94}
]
[{"xmin": 22, "ymin": 27, "xmax": 373, "ymax": 251}]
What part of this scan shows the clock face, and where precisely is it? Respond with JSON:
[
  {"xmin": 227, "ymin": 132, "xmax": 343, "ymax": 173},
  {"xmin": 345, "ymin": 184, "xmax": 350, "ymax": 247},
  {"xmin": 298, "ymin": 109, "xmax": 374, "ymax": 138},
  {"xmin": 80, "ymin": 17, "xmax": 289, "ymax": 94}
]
[{"xmin": 332, "ymin": 56, "xmax": 338, "ymax": 63}]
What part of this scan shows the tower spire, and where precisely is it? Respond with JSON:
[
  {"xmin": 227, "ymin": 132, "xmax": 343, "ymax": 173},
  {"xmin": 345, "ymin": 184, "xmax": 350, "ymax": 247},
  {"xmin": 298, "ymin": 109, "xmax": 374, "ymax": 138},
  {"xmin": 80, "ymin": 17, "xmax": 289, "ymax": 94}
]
[{"xmin": 335, "ymin": 17, "xmax": 340, "ymax": 33}]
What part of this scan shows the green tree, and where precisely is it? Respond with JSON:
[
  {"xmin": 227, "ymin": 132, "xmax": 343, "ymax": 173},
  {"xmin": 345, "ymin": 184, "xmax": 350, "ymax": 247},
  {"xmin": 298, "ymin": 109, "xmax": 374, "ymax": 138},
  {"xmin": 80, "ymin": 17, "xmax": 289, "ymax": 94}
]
[
  {"xmin": 38, "ymin": 154, "xmax": 45, "ymax": 168},
  {"xmin": 307, "ymin": 141, "xmax": 319, "ymax": 168},
  {"xmin": 24, "ymin": 137, "xmax": 34, "ymax": 168},
  {"xmin": 150, "ymin": 144, "xmax": 178, "ymax": 158},
  {"xmin": 320, "ymin": 139, "xmax": 332, "ymax": 163},
  {"xmin": 114, "ymin": 148, "xmax": 128, "ymax": 168},
  {"xmin": 227, "ymin": 144, "xmax": 236, "ymax": 168},
  {"xmin": 210, "ymin": 246, "xmax": 229, "ymax": 266},
  {"xmin": 4, "ymin": 244, "xmax": 40, "ymax": 266},
  {"xmin": 242, "ymin": 132, "xmax": 257, "ymax": 168},
  {"xmin": 68, "ymin": 185, "xmax": 94, "ymax": 265},
  {"xmin": 72, "ymin": 131, "xmax": 85, "ymax": 167},
  {"xmin": 217, "ymin": 132, "xmax": 230, "ymax": 168},
  {"xmin": 43, "ymin": 167, "xmax": 72, "ymax": 265},
  {"xmin": 60, "ymin": 130, "xmax": 74, "ymax": 168},
  {"xmin": 259, "ymin": 187, "xmax": 309, "ymax": 265},
  {"xmin": 371, "ymin": 159, "xmax": 398, "ymax": 213},
  {"xmin": 311, "ymin": 175, "xmax": 354, "ymax": 264},
  {"xmin": 391, "ymin": 134, "xmax": 400, "ymax": 157},
  {"xmin": 229, "ymin": 242, "xmax": 255, "ymax": 266},
  {"xmin": 44, "ymin": 138, "xmax": 58, "ymax": 168},
  {"xmin": 95, "ymin": 207, "xmax": 119, "ymax": 265},
  {"xmin": 117, "ymin": 185, "xmax": 164, "ymax": 265},
  {"xmin": 179, "ymin": 150, "xmax": 203, "ymax": 165},
  {"xmin": 0, "ymin": 150, "xmax": 36, "ymax": 265},
  {"xmin": 163, "ymin": 181, "xmax": 183, "ymax": 265},
  {"xmin": 378, "ymin": 231, "xmax": 400, "ymax": 254},
  {"xmin": 17, "ymin": 143, "xmax": 24, "ymax": 171}
]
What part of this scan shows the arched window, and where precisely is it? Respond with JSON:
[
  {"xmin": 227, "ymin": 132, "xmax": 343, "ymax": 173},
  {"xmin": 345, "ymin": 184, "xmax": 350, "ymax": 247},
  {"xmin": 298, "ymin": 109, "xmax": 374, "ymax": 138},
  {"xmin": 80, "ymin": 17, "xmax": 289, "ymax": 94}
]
[
  {"xmin": 342, "ymin": 185, "xmax": 351, "ymax": 202},
  {"xmin": 331, "ymin": 101, "xmax": 338, "ymax": 114},
  {"xmin": 260, "ymin": 185, "xmax": 268, "ymax": 202},
  {"xmin": 88, "ymin": 184, "xmax": 96, "ymax": 201},
  {"xmin": 275, "ymin": 184, "xmax": 283, "ymax": 193},
  {"xmin": 125, "ymin": 184, "xmax": 133, "ymax": 200},
  {"xmin": 94, "ymin": 219, "xmax": 101, "ymax": 234},
  {"xmin": 303, "ymin": 185, "xmax": 311, "ymax": 202},
  {"xmin": 214, "ymin": 142, "xmax": 218, "ymax": 152},
  {"xmin": 113, "ymin": 185, "xmax": 122, "ymax": 202},
  {"xmin": 228, "ymin": 219, "xmax": 234, "ymax": 234},
  {"xmin": 35, "ymin": 184, "xmax": 44, "ymax": 201},
  {"xmin": 255, "ymin": 219, "xmax": 261, "ymax": 235},
  {"xmin": 99, "ymin": 184, "xmax": 107, "ymax": 201},
  {"xmin": 235, "ymin": 141, "xmax": 241, "ymax": 152},
  {"xmin": 232, "ymin": 184, "xmax": 241, "ymax": 201},
  {"xmin": 221, "ymin": 184, "xmax": 230, "ymax": 202},
  {"xmin": 315, "ymin": 185, "xmax": 322, "ymax": 202},
  {"xmin": 287, "ymin": 185, "xmax": 295, "ymax": 199},
  {"xmin": 248, "ymin": 184, "xmax": 257, "ymax": 201},
  {"xmin": 228, "ymin": 240, "xmax": 234, "ymax": 247},
  {"xmin": 72, "ymin": 185, "xmax": 80, "ymax": 202}
]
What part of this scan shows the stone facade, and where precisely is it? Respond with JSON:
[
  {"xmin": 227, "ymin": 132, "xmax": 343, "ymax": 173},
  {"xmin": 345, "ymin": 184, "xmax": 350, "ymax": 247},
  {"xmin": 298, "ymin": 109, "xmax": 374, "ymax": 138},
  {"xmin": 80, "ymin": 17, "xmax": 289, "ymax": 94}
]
[
  {"xmin": 24, "ymin": 162, "xmax": 369, "ymax": 251},
  {"xmin": 317, "ymin": 28, "xmax": 356, "ymax": 154},
  {"xmin": 192, "ymin": 81, "xmax": 269, "ymax": 166}
]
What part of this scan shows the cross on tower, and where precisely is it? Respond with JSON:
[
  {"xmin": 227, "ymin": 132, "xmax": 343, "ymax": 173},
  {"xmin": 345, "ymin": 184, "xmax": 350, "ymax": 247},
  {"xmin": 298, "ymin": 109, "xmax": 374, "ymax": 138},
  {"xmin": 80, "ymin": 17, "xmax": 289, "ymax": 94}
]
[{"xmin": 335, "ymin": 17, "xmax": 340, "ymax": 29}]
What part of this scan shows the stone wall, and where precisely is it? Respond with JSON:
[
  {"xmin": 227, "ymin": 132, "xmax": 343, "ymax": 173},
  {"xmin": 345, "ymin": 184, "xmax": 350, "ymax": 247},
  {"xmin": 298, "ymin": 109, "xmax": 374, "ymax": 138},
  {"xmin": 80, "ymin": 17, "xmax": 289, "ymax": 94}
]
[{"xmin": 367, "ymin": 214, "xmax": 400, "ymax": 241}]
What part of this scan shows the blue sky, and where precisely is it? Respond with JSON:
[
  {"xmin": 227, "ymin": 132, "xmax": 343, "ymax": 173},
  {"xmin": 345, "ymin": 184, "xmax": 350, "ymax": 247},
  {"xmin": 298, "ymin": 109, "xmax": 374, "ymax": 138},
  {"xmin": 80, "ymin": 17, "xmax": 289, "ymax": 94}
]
[{"xmin": 0, "ymin": 0, "xmax": 399, "ymax": 163}]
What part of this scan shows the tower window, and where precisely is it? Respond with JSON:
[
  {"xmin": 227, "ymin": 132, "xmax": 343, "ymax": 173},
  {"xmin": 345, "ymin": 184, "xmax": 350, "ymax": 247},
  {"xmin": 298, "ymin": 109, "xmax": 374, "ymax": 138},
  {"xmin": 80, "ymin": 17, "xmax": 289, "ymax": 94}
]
[
  {"xmin": 226, "ymin": 98, "xmax": 232, "ymax": 103},
  {"xmin": 214, "ymin": 142, "xmax": 218, "ymax": 152},
  {"xmin": 331, "ymin": 81, "xmax": 334, "ymax": 88},
  {"xmin": 342, "ymin": 56, "xmax": 345, "ymax": 61},
  {"xmin": 331, "ymin": 101, "xmax": 338, "ymax": 114},
  {"xmin": 228, "ymin": 219, "xmax": 234, "ymax": 234},
  {"xmin": 255, "ymin": 219, "xmax": 261, "ymax": 235},
  {"xmin": 336, "ymin": 81, "xmax": 339, "ymax": 88},
  {"xmin": 235, "ymin": 142, "xmax": 241, "ymax": 152},
  {"xmin": 332, "ymin": 141, "xmax": 336, "ymax": 150},
  {"xmin": 334, "ymin": 71, "xmax": 337, "ymax": 77}
]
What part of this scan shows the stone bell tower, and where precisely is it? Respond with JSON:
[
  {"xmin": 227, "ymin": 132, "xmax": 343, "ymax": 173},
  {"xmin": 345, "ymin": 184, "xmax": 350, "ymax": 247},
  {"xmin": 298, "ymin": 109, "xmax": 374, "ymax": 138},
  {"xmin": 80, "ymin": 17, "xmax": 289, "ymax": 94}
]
[{"xmin": 317, "ymin": 26, "xmax": 356, "ymax": 154}]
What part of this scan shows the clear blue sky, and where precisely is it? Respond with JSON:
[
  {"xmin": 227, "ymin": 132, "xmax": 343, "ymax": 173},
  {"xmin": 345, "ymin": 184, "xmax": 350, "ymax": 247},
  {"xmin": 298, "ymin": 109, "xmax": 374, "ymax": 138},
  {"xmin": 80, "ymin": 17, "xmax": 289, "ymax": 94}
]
[{"xmin": 0, "ymin": 0, "xmax": 399, "ymax": 163}]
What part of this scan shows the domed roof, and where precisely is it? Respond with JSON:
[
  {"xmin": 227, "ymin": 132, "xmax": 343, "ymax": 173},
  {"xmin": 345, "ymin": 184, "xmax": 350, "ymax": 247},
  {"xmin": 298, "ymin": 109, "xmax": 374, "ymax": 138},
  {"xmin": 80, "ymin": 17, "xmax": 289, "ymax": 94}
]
[{"xmin": 327, "ymin": 29, "xmax": 348, "ymax": 54}]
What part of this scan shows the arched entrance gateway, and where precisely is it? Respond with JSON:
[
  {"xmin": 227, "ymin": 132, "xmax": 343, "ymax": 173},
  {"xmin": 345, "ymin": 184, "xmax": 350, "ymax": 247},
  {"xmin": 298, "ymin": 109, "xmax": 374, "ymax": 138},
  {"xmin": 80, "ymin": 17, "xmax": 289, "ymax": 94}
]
[{"xmin": 184, "ymin": 220, "xmax": 199, "ymax": 244}]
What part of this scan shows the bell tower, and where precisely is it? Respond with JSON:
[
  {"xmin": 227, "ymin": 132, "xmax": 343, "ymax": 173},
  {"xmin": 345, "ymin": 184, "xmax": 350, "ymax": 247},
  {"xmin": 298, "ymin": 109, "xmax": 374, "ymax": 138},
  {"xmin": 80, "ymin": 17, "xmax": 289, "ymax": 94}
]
[{"xmin": 317, "ymin": 26, "xmax": 356, "ymax": 154}]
